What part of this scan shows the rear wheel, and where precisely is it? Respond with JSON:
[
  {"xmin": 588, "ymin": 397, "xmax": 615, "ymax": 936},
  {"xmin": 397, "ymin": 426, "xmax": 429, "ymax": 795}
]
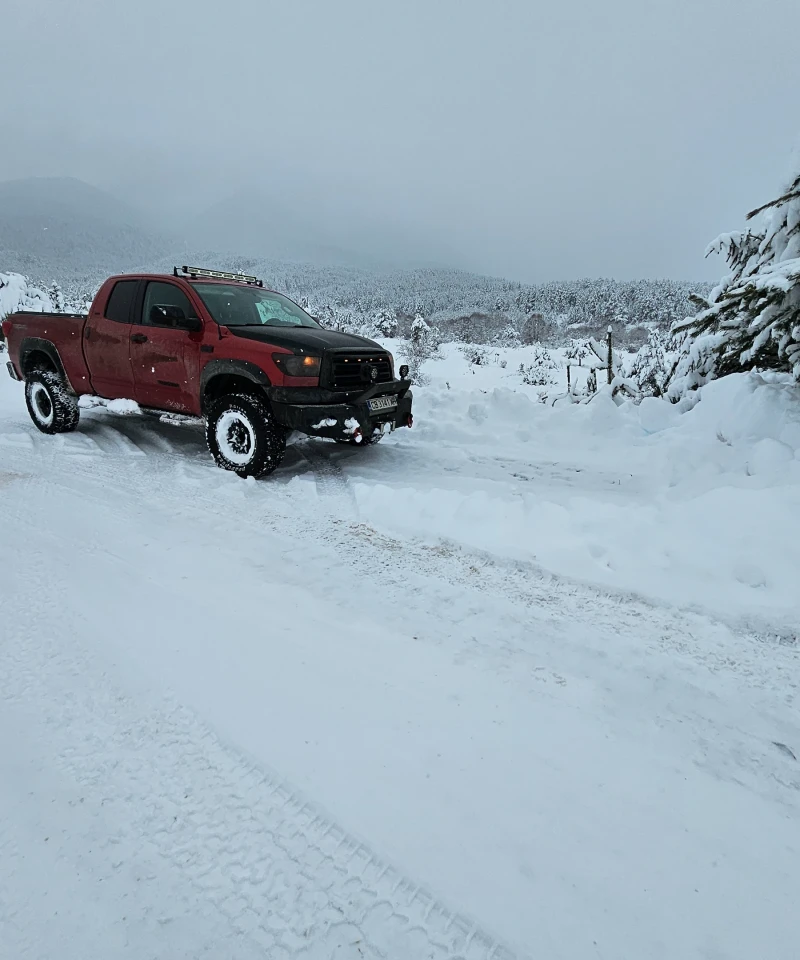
[
  {"xmin": 24, "ymin": 369, "xmax": 80, "ymax": 434},
  {"xmin": 206, "ymin": 393, "xmax": 286, "ymax": 478}
]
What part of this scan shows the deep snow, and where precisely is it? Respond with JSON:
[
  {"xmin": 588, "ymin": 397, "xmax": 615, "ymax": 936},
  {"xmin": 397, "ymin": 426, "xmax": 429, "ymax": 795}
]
[
  {"xmin": 1, "ymin": 344, "xmax": 799, "ymax": 960},
  {"xmin": 351, "ymin": 342, "xmax": 800, "ymax": 636}
]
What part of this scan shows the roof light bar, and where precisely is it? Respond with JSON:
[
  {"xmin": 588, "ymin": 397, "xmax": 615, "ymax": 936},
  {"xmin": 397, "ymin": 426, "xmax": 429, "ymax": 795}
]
[{"xmin": 175, "ymin": 266, "xmax": 263, "ymax": 286}]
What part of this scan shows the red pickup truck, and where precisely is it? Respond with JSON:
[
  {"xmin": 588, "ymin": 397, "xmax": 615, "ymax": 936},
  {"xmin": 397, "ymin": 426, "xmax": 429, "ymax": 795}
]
[{"xmin": 3, "ymin": 267, "xmax": 413, "ymax": 477}]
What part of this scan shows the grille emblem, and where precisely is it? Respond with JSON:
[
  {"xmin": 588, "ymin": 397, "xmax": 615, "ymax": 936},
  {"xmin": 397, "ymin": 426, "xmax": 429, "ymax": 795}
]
[{"xmin": 335, "ymin": 354, "xmax": 390, "ymax": 390}]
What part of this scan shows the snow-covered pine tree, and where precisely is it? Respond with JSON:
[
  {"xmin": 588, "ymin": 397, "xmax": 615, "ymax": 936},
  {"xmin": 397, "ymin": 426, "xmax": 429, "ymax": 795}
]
[
  {"xmin": 410, "ymin": 313, "xmax": 430, "ymax": 345},
  {"xmin": 406, "ymin": 313, "xmax": 439, "ymax": 382},
  {"xmin": 49, "ymin": 281, "xmax": 65, "ymax": 313},
  {"xmin": 669, "ymin": 172, "xmax": 800, "ymax": 397},
  {"xmin": 630, "ymin": 329, "xmax": 671, "ymax": 397},
  {"xmin": 565, "ymin": 340, "xmax": 589, "ymax": 366},
  {"xmin": 375, "ymin": 308, "xmax": 398, "ymax": 338}
]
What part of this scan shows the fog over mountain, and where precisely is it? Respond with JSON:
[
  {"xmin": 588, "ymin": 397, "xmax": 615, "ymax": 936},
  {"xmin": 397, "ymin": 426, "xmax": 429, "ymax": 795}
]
[
  {"xmin": 0, "ymin": 176, "xmax": 458, "ymax": 277},
  {"xmin": 2, "ymin": 0, "xmax": 799, "ymax": 283},
  {"xmin": 0, "ymin": 176, "xmax": 709, "ymax": 355}
]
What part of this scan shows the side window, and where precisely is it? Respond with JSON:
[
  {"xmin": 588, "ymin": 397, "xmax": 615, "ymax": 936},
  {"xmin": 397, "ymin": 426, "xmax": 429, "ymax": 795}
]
[
  {"xmin": 104, "ymin": 280, "xmax": 138, "ymax": 323},
  {"xmin": 142, "ymin": 281, "xmax": 196, "ymax": 327}
]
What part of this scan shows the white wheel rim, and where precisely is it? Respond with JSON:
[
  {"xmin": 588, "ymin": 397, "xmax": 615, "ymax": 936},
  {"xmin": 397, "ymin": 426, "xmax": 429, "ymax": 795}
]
[
  {"xmin": 31, "ymin": 382, "xmax": 55, "ymax": 426},
  {"xmin": 216, "ymin": 410, "xmax": 256, "ymax": 466}
]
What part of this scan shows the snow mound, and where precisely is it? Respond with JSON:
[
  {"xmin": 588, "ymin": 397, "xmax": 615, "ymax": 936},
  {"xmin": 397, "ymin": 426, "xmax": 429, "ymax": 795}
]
[
  {"xmin": 107, "ymin": 398, "xmax": 141, "ymax": 416},
  {"xmin": 354, "ymin": 358, "xmax": 800, "ymax": 629},
  {"xmin": 686, "ymin": 372, "xmax": 800, "ymax": 452},
  {"xmin": 78, "ymin": 395, "xmax": 141, "ymax": 416}
]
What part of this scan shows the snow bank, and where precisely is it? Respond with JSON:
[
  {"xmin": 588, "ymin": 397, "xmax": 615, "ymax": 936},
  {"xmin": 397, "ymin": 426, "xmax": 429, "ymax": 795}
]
[{"xmin": 353, "ymin": 350, "xmax": 800, "ymax": 630}]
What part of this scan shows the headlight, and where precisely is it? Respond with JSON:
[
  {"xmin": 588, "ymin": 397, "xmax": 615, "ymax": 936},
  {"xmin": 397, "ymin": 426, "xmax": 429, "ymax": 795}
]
[{"xmin": 273, "ymin": 353, "xmax": 321, "ymax": 378}]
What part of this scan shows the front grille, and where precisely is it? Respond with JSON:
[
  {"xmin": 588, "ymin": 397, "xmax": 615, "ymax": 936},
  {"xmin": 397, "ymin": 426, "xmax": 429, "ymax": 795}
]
[{"xmin": 329, "ymin": 353, "xmax": 393, "ymax": 391}]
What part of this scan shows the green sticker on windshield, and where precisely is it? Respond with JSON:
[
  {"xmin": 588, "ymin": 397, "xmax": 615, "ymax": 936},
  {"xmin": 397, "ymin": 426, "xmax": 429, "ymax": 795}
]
[{"xmin": 255, "ymin": 300, "xmax": 274, "ymax": 324}]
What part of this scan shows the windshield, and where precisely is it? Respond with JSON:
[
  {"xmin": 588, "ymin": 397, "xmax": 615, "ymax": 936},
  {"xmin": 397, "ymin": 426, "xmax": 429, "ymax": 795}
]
[{"xmin": 191, "ymin": 283, "xmax": 320, "ymax": 329}]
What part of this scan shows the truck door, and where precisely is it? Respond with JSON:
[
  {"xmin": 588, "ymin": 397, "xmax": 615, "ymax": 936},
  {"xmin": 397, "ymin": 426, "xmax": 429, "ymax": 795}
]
[
  {"xmin": 84, "ymin": 279, "xmax": 138, "ymax": 399},
  {"xmin": 130, "ymin": 280, "xmax": 203, "ymax": 413}
]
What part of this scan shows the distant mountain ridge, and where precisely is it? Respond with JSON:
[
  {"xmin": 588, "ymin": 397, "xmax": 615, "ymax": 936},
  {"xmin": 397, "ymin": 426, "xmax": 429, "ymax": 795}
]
[
  {"xmin": 0, "ymin": 177, "xmax": 177, "ymax": 279},
  {"xmin": 0, "ymin": 176, "xmax": 710, "ymax": 345},
  {"xmin": 0, "ymin": 177, "xmax": 143, "ymax": 225},
  {"xmin": 183, "ymin": 187, "xmax": 365, "ymax": 267}
]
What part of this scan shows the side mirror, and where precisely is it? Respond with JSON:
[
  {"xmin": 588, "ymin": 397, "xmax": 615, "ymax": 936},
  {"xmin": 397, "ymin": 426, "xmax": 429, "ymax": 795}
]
[
  {"xmin": 150, "ymin": 304, "xmax": 202, "ymax": 332},
  {"xmin": 399, "ymin": 364, "xmax": 410, "ymax": 379},
  {"xmin": 178, "ymin": 315, "xmax": 203, "ymax": 332}
]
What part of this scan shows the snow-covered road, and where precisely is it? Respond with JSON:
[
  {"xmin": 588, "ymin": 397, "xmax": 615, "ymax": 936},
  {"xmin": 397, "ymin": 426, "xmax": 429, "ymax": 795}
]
[{"xmin": 1, "ymin": 363, "xmax": 799, "ymax": 960}]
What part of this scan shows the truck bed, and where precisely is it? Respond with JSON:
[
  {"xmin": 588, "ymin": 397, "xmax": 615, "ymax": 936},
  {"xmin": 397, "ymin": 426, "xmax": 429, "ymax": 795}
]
[{"xmin": 3, "ymin": 311, "xmax": 91, "ymax": 392}]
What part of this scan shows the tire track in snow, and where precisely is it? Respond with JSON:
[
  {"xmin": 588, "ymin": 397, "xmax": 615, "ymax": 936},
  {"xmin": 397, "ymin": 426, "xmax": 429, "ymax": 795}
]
[
  {"xmin": 4, "ymin": 429, "xmax": 796, "ymax": 693},
  {"xmin": 4, "ymin": 430, "xmax": 798, "ymax": 801},
  {"xmin": 1, "ymin": 594, "xmax": 521, "ymax": 960},
  {"xmin": 296, "ymin": 440, "xmax": 360, "ymax": 519}
]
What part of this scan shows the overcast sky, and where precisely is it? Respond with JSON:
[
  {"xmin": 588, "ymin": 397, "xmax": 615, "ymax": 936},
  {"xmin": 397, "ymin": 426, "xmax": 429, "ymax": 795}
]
[{"xmin": 2, "ymin": 0, "xmax": 799, "ymax": 282}]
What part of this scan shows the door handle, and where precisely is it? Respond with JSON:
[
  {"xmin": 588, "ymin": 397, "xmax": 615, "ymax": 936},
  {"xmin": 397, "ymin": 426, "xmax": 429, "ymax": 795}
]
[{"xmin": 131, "ymin": 333, "xmax": 148, "ymax": 344}]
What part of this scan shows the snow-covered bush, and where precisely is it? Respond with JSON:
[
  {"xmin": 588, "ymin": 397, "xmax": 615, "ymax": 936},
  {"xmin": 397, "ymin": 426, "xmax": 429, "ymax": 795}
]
[
  {"xmin": 519, "ymin": 346, "xmax": 558, "ymax": 386},
  {"xmin": 461, "ymin": 345, "xmax": 488, "ymax": 366},
  {"xmin": 490, "ymin": 325, "xmax": 523, "ymax": 349},
  {"xmin": 670, "ymin": 171, "xmax": 800, "ymax": 398}
]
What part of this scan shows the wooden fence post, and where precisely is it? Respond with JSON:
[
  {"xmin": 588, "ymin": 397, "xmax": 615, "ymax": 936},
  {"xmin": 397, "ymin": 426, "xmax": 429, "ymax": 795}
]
[
  {"xmin": 606, "ymin": 326, "xmax": 613, "ymax": 385},
  {"xmin": 567, "ymin": 364, "xmax": 571, "ymax": 393}
]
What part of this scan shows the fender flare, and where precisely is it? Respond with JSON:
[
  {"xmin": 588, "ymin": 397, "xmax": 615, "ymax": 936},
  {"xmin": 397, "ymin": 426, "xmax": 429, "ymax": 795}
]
[
  {"xmin": 200, "ymin": 359, "xmax": 272, "ymax": 410},
  {"xmin": 19, "ymin": 338, "xmax": 74, "ymax": 391}
]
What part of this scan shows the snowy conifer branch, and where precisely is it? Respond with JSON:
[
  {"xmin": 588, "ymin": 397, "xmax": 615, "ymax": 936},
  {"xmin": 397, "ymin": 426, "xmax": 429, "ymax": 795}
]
[{"xmin": 668, "ymin": 170, "xmax": 800, "ymax": 398}]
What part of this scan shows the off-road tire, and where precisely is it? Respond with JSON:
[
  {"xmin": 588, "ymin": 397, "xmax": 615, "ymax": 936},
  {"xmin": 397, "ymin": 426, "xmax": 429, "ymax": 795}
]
[
  {"xmin": 24, "ymin": 369, "xmax": 80, "ymax": 434},
  {"xmin": 206, "ymin": 393, "xmax": 286, "ymax": 478}
]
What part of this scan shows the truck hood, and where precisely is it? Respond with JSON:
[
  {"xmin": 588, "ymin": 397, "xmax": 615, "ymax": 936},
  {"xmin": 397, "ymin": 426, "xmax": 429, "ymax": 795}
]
[{"xmin": 224, "ymin": 325, "xmax": 384, "ymax": 354}]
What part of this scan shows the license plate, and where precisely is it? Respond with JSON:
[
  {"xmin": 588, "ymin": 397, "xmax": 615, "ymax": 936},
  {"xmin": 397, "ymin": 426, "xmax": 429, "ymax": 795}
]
[{"xmin": 368, "ymin": 395, "xmax": 397, "ymax": 413}]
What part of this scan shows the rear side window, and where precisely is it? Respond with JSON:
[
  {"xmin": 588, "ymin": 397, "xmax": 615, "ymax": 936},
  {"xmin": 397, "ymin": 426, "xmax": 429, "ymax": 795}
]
[{"xmin": 104, "ymin": 280, "xmax": 138, "ymax": 323}]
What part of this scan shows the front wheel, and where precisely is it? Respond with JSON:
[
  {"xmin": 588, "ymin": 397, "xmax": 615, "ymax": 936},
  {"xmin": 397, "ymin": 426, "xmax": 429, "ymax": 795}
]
[
  {"xmin": 205, "ymin": 393, "xmax": 286, "ymax": 478},
  {"xmin": 24, "ymin": 369, "xmax": 80, "ymax": 434}
]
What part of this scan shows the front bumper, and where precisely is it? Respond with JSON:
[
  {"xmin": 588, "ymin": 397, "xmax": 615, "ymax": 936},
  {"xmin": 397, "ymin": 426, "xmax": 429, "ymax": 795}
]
[{"xmin": 271, "ymin": 380, "xmax": 413, "ymax": 442}]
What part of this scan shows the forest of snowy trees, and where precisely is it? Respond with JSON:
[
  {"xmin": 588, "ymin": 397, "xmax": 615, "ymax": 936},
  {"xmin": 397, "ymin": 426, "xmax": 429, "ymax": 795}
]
[
  {"xmin": 214, "ymin": 259, "xmax": 705, "ymax": 347},
  {"xmin": 5, "ymin": 164, "xmax": 799, "ymax": 408},
  {"xmin": 1, "ymin": 256, "xmax": 707, "ymax": 350}
]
